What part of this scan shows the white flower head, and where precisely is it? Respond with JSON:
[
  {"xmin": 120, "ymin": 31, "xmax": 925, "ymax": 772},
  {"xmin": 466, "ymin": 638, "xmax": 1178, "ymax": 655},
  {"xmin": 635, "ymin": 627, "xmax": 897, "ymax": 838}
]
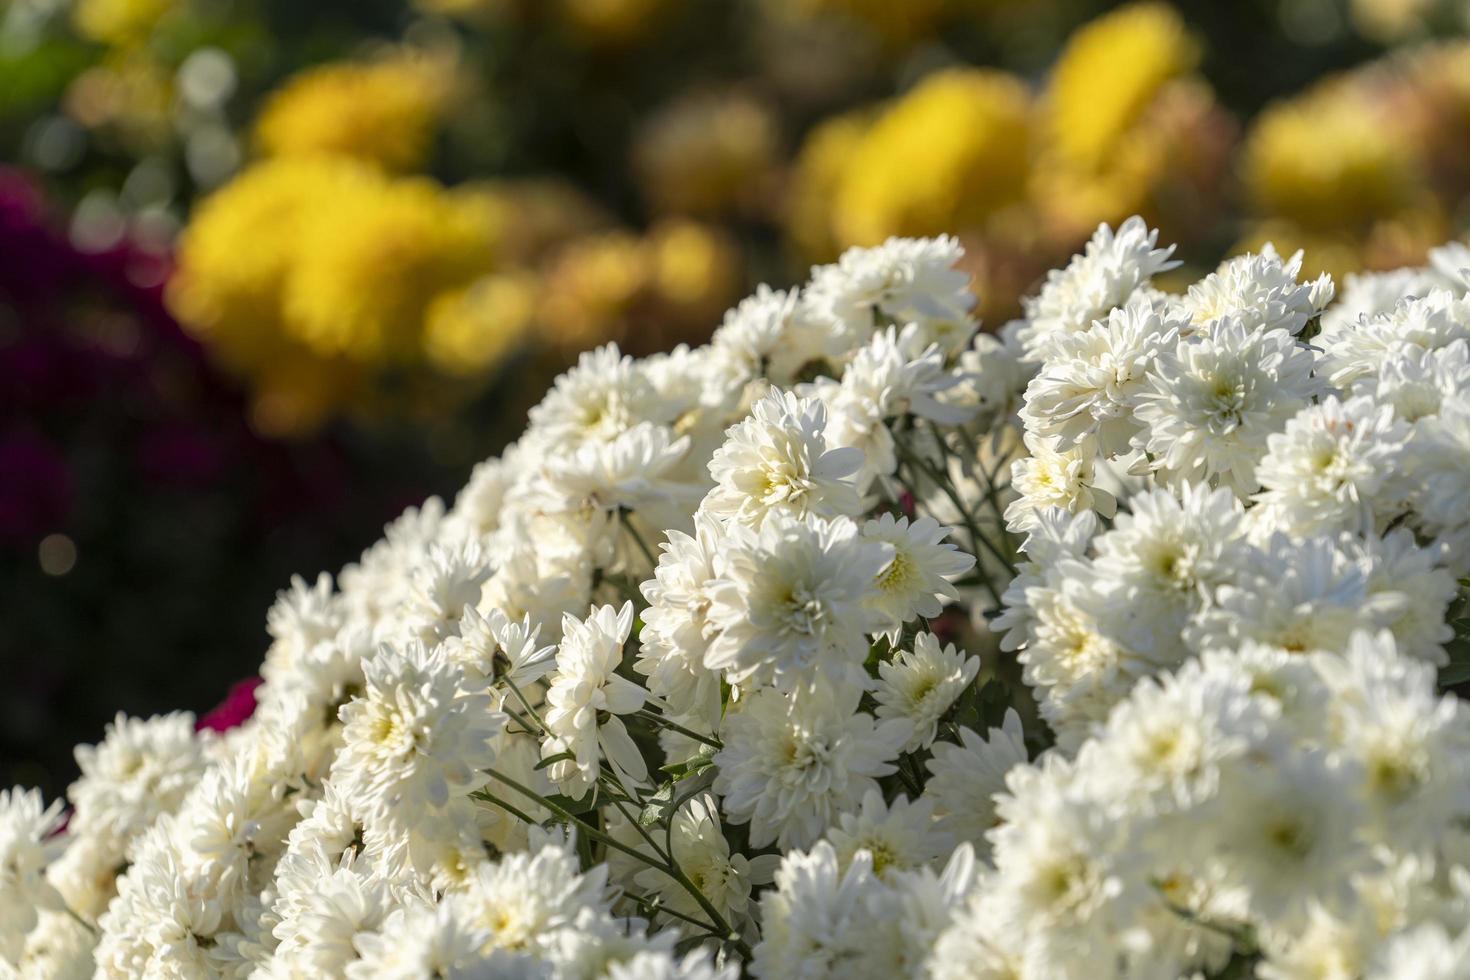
[
  {"xmin": 1021, "ymin": 293, "xmax": 1183, "ymax": 456},
  {"xmin": 1020, "ymin": 216, "xmax": 1179, "ymax": 360},
  {"xmin": 704, "ymin": 389, "xmax": 863, "ymax": 529},
  {"xmin": 925, "ymin": 709, "xmax": 1029, "ymax": 851},
  {"xmin": 1181, "ymin": 244, "xmax": 1333, "ymax": 336},
  {"xmin": 1135, "ymin": 318, "xmax": 1323, "ymax": 495},
  {"xmin": 541, "ymin": 602, "xmax": 649, "ymax": 795},
  {"xmin": 715, "ymin": 686, "xmax": 910, "ymax": 850},
  {"xmin": 705, "ymin": 512, "xmax": 892, "ymax": 692},
  {"xmin": 862, "ymin": 513, "xmax": 975, "ymax": 640},
  {"xmin": 874, "ymin": 632, "xmax": 981, "ymax": 751}
]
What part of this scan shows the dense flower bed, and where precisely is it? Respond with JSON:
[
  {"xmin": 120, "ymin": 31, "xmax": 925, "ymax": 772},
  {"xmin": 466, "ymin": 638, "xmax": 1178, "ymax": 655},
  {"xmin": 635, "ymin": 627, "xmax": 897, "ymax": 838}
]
[{"xmin": 6, "ymin": 216, "xmax": 1470, "ymax": 978}]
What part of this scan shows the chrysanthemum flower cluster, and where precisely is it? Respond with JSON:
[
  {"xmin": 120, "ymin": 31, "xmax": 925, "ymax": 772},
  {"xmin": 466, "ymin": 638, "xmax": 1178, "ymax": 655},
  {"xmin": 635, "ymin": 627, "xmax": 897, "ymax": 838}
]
[{"xmin": 9, "ymin": 215, "xmax": 1470, "ymax": 979}]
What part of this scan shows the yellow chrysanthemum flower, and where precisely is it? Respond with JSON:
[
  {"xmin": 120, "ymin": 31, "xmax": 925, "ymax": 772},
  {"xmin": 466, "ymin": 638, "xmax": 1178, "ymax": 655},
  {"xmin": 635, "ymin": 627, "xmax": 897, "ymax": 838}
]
[
  {"xmin": 281, "ymin": 174, "xmax": 495, "ymax": 364},
  {"xmin": 830, "ymin": 68, "xmax": 1031, "ymax": 247},
  {"xmin": 424, "ymin": 272, "xmax": 540, "ymax": 377},
  {"xmin": 539, "ymin": 221, "xmax": 739, "ymax": 356},
  {"xmin": 786, "ymin": 110, "xmax": 873, "ymax": 264},
  {"xmin": 1042, "ymin": 1, "xmax": 1200, "ymax": 173},
  {"xmin": 254, "ymin": 54, "xmax": 454, "ymax": 172},
  {"xmin": 1241, "ymin": 80, "xmax": 1421, "ymax": 234},
  {"xmin": 72, "ymin": 0, "xmax": 173, "ymax": 47},
  {"xmin": 168, "ymin": 156, "xmax": 354, "ymax": 373}
]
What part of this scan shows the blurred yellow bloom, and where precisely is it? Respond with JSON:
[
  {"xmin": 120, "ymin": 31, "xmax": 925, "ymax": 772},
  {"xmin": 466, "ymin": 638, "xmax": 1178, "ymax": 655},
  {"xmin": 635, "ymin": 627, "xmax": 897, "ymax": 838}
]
[
  {"xmin": 633, "ymin": 90, "xmax": 780, "ymax": 218},
  {"xmin": 1241, "ymin": 78, "xmax": 1422, "ymax": 234},
  {"xmin": 424, "ymin": 272, "xmax": 540, "ymax": 377},
  {"xmin": 540, "ymin": 221, "xmax": 740, "ymax": 356},
  {"xmin": 785, "ymin": 110, "xmax": 873, "ymax": 264},
  {"xmin": 282, "ymin": 174, "xmax": 495, "ymax": 363},
  {"xmin": 254, "ymin": 54, "xmax": 455, "ymax": 172},
  {"xmin": 830, "ymin": 68, "xmax": 1031, "ymax": 247},
  {"xmin": 168, "ymin": 156, "xmax": 350, "ymax": 374},
  {"xmin": 72, "ymin": 0, "xmax": 173, "ymax": 47},
  {"xmin": 170, "ymin": 156, "xmax": 503, "ymax": 431},
  {"xmin": 1042, "ymin": 2, "xmax": 1199, "ymax": 173}
]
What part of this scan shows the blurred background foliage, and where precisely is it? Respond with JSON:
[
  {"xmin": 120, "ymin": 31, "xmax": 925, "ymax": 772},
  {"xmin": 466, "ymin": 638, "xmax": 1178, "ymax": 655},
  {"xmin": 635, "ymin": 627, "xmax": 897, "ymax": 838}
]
[{"xmin": 4, "ymin": 0, "xmax": 1470, "ymax": 794}]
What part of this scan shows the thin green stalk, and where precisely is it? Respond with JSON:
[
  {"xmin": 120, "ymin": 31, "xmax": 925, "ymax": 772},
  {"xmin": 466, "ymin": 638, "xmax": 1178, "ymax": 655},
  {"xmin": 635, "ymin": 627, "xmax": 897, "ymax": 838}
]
[
  {"xmin": 483, "ymin": 767, "xmax": 752, "ymax": 959},
  {"xmin": 635, "ymin": 709, "xmax": 722, "ymax": 750}
]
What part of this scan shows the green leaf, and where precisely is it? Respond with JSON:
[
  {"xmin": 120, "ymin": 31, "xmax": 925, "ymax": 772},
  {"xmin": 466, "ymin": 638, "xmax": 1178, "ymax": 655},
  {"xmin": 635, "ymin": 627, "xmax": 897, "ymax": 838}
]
[
  {"xmin": 659, "ymin": 747, "xmax": 716, "ymax": 782},
  {"xmin": 638, "ymin": 781, "xmax": 677, "ymax": 828},
  {"xmin": 534, "ymin": 751, "xmax": 576, "ymax": 772}
]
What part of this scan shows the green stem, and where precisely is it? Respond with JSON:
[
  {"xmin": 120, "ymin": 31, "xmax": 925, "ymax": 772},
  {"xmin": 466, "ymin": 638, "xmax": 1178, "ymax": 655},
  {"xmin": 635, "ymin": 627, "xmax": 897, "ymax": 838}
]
[
  {"xmin": 635, "ymin": 709, "xmax": 722, "ymax": 749},
  {"xmin": 483, "ymin": 767, "xmax": 752, "ymax": 959}
]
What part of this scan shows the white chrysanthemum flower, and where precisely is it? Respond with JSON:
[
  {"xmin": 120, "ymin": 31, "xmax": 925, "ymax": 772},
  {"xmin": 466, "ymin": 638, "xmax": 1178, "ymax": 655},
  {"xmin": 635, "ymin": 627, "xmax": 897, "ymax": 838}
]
[
  {"xmin": 992, "ymin": 506, "xmax": 1099, "ymax": 654},
  {"xmin": 68, "ymin": 711, "xmax": 210, "ymax": 853},
  {"xmin": 1323, "ymin": 632, "xmax": 1470, "ymax": 852},
  {"xmin": 704, "ymin": 389, "xmax": 862, "ymax": 529},
  {"xmin": 1253, "ymin": 395, "xmax": 1412, "ymax": 537},
  {"xmin": 1320, "ymin": 266, "xmax": 1448, "ymax": 339},
  {"xmin": 1135, "ymin": 319, "xmax": 1322, "ymax": 495},
  {"xmin": 805, "ymin": 236, "xmax": 976, "ymax": 356},
  {"xmin": 606, "ymin": 947, "xmax": 740, "ymax": 980},
  {"xmin": 443, "ymin": 605, "xmax": 556, "ymax": 703},
  {"xmin": 333, "ymin": 641, "xmax": 502, "ymax": 838},
  {"xmin": 92, "ymin": 822, "xmax": 226, "ymax": 978},
  {"xmin": 750, "ymin": 844, "xmax": 903, "ymax": 980},
  {"xmin": 1180, "ymin": 244, "xmax": 1333, "ymax": 336},
  {"xmin": 1020, "ymin": 215, "xmax": 1179, "ymax": 359},
  {"xmin": 526, "ymin": 343, "xmax": 673, "ymax": 452},
  {"xmin": 399, "ymin": 539, "xmax": 493, "ymax": 646},
  {"xmin": 1354, "ymin": 339, "xmax": 1470, "ymax": 423},
  {"xmin": 346, "ymin": 903, "xmax": 535, "ymax": 980},
  {"xmin": 986, "ymin": 761, "xmax": 1133, "ymax": 975},
  {"xmin": 478, "ymin": 541, "xmax": 590, "ymax": 645},
  {"xmin": 1086, "ymin": 664, "xmax": 1270, "ymax": 816},
  {"xmin": 1365, "ymin": 921, "xmax": 1470, "ymax": 980},
  {"xmin": 1021, "ymin": 294, "xmax": 1182, "ymax": 455},
  {"xmin": 834, "ymin": 324, "xmax": 973, "ymax": 427},
  {"xmin": 1357, "ymin": 530, "xmax": 1456, "ymax": 665},
  {"xmin": 0, "ymin": 788, "xmax": 66, "ymax": 961},
  {"xmin": 264, "ymin": 848, "xmax": 410, "ymax": 977},
  {"xmin": 528, "ymin": 421, "xmax": 698, "ymax": 570},
  {"xmin": 1206, "ymin": 753, "xmax": 1367, "ymax": 930},
  {"xmin": 541, "ymin": 602, "xmax": 649, "ymax": 796},
  {"xmin": 264, "ymin": 571, "xmax": 343, "ymax": 675},
  {"xmin": 824, "ymin": 790, "xmax": 949, "ymax": 879},
  {"xmin": 924, "ymin": 709, "xmax": 1028, "ymax": 851},
  {"xmin": 861, "ymin": 514, "xmax": 974, "ymax": 640},
  {"xmin": 1087, "ymin": 483, "xmax": 1250, "ymax": 658},
  {"xmin": 874, "ymin": 632, "xmax": 980, "ymax": 751},
  {"xmin": 1186, "ymin": 534, "xmax": 1403, "ymax": 658},
  {"xmin": 445, "ymin": 452, "xmax": 513, "ymax": 542},
  {"xmin": 704, "ymin": 512, "xmax": 890, "ymax": 692},
  {"xmin": 11, "ymin": 908, "xmax": 95, "ymax": 980},
  {"xmin": 715, "ymin": 686, "xmax": 910, "ymax": 850},
  {"xmin": 1319, "ymin": 288, "xmax": 1470, "ymax": 390},
  {"xmin": 949, "ymin": 320, "xmax": 1035, "ymax": 428},
  {"xmin": 925, "ymin": 882, "xmax": 1027, "ymax": 980},
  {"xmin": 635, "ymin": 513, "xmax": 725, "ymax": 725},
  {"xmin": 1004, "ymin": 433, "xmax": 1116, "ymax": 533},
  {"xmin": 454, "ymin": 836, "xmax": 612, "ymax": 957},
  {"xmin": 1408, "ymin": 396, "xmax": 1470, "ymax": 572},
  {"xmin": 711, "ymin": 284, "xmax": 844, "ymax": 387}
]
